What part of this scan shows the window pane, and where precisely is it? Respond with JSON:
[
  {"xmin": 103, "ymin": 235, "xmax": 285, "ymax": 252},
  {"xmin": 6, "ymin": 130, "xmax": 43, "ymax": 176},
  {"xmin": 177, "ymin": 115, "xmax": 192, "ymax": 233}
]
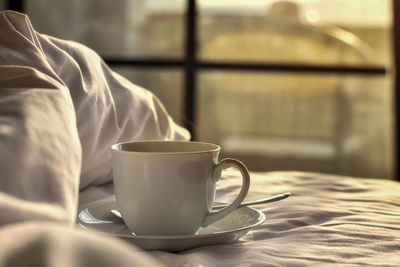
[
  {"xmin": 112, "ymin": 67, "xmax": 184, "ymax": 125},
  {"xmin": 197, "ymin": 71, "xmax": 393, "ymax": 179},
  {"xmin": 25, "ymin": 0, "xmax": 185, "ymax": 58},
  {"xmin": 198, "ymin": 0, "xmax": 392, "ymax": 66}
]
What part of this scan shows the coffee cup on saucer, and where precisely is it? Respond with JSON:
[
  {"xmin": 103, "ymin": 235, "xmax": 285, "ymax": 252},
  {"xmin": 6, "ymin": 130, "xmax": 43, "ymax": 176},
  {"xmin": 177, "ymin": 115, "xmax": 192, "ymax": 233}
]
[{"xmin": 111, "ymin": 140, "xmax": 250, "ymax": 236}]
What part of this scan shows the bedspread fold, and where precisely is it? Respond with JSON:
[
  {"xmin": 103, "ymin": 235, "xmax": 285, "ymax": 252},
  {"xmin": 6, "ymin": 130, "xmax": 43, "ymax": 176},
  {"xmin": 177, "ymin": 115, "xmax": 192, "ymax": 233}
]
[{"xmin": 0, "ymin": 10, "xmax": 188, "ymax": 266}]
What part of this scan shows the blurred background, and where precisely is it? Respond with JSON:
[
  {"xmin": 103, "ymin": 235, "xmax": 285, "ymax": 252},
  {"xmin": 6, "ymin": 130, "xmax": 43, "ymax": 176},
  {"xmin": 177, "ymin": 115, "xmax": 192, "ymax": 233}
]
[{"xmin": 1, "ymin": 0, "xmax": 395, "ymax": 179}]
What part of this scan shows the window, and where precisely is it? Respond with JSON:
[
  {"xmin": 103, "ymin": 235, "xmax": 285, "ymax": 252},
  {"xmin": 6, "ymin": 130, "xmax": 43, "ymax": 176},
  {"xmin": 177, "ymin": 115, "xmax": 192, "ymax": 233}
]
[{"xmin": 4, "ymin": 0, "xmax": 397, "ymax": 180}]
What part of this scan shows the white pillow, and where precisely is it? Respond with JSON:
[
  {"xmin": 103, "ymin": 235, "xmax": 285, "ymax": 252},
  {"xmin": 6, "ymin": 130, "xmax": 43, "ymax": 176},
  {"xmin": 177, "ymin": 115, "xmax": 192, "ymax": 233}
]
[
  {"xmin": 39, "ymin": 34, "xmax": 190, "ymax": 191},
  {"xmin": 0, "ymin": 10, "xmax": 190, "ymax": 222}
]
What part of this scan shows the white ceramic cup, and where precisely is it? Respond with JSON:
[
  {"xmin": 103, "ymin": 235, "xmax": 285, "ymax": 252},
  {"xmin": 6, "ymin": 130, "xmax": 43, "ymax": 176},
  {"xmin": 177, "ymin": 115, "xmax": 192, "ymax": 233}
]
[{"xmin": 111, "ymin": 140, "xmax": 250, "ymax": 235}]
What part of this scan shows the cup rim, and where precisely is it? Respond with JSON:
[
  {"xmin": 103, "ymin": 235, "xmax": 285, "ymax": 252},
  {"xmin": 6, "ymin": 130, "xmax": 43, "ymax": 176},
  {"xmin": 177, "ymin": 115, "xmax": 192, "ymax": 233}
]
[{"xmin": 111, "ymin": 140, "xmax": 220, "ymax": 155}]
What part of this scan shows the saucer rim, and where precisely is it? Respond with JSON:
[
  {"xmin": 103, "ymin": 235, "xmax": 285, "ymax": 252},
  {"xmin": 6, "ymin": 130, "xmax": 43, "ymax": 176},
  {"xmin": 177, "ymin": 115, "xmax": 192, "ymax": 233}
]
[{"xmin": 78, "ymin": 200, "xmax": 266, "ymax": 240}]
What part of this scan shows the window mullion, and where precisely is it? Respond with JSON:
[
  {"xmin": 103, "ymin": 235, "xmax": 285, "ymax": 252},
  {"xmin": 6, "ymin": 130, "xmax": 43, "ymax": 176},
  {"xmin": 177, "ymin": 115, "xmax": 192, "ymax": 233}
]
[{"xmin": 184, "ymin": 0, "xmax": 198, "ymax": 139}]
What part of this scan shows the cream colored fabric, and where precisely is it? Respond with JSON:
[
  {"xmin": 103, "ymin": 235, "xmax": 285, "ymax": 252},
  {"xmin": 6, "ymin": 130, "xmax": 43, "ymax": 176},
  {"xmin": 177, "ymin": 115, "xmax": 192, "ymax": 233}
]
[
  {"xmin": 150, "ymin": 171, "xmax": 400, "ymax": 266},
  {"xmin": 0, "ymin": 10, "xmax": 187, "ymax": 266}
]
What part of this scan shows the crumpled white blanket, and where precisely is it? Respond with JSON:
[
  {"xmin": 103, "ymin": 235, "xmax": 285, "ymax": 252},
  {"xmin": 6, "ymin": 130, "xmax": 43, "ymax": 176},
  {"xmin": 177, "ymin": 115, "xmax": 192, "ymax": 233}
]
[
  {"xmin": 0, "ymin": 10, "xmax": 187, "ymax": 266},
  {"xmin": 2, "ymin": 10, "xmax": 400, "ymax": 267}
]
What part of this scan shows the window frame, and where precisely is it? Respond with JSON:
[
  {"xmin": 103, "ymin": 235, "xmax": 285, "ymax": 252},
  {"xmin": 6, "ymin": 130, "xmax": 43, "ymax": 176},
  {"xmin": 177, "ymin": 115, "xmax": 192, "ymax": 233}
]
[{"xmin": 6, "ymin": 0, "xmax": 399, "ymax": 180}]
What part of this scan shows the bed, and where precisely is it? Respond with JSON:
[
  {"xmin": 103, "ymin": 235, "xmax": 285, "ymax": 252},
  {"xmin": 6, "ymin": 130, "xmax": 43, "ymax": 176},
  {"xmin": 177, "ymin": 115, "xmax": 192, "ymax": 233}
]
[
  {"xmin": 1, "ymin": 10, "xmax": 399, "ymax": 266},
  {"xmin": 77, "ymin": 170, "xmax": 400, "ymax": 266}
]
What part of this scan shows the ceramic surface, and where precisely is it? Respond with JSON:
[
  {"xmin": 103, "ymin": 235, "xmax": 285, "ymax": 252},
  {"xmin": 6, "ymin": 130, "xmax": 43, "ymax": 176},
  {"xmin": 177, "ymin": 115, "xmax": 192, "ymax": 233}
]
[
  {"xmin": 111, "ymin": 140, "xmax": 250, "ymax": 235},
  {"xmin": 77, "ymin": 200, "xmax": 266, "ymax": 252}
]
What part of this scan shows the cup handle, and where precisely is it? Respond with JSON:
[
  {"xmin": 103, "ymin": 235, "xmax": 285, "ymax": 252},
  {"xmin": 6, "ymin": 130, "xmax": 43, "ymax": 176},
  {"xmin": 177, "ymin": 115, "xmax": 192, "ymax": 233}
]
[{"xmin": 202, "ymin": 158, "xmax": 250, "ymax": 227}]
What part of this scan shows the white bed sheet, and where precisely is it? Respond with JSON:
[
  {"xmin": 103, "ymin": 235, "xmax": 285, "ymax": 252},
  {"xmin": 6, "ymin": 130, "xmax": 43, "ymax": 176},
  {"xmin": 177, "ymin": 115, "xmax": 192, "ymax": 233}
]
[{"xmin": 148, "ymin": 170, "xmax": 400, "ymax": 266}]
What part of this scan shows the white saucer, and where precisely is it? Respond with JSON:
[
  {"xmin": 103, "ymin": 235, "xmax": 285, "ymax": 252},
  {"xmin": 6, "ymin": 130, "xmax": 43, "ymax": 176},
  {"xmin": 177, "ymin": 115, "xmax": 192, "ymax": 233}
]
[{"xmin": 77, "ymin": 200, "xmax": 266, "ymax": 252}]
